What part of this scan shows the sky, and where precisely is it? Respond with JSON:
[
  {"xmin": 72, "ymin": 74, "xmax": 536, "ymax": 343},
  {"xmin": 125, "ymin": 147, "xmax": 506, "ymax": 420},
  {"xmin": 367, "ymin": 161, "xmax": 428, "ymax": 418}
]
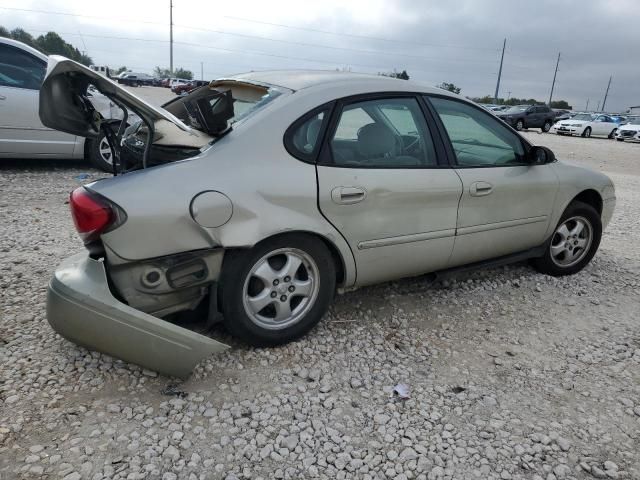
[{"xmin": 1, "ymin": 0, "xmax": 639, "ymax": 112}]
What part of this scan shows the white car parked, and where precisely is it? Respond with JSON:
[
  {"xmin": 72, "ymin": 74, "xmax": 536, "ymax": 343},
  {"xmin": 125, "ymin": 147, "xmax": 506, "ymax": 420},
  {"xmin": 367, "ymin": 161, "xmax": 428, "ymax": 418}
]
[
  {"xmin": 551, "ymin": 113, "xmax": 618, "ymax": 139},
  {"xmin": 0, "ymin": 37, "xmax": 127, "ymax": 171},
  {"xmin": 615, "ymin": 119, "xmax": 640, "ymax": 142}
]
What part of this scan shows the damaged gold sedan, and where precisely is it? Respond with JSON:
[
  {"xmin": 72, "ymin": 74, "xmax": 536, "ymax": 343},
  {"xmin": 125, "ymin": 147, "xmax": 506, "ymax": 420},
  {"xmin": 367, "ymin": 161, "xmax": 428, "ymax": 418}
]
[{"xmin": 41, "ymin": 57, "xmax": 615, "ymax": 377}]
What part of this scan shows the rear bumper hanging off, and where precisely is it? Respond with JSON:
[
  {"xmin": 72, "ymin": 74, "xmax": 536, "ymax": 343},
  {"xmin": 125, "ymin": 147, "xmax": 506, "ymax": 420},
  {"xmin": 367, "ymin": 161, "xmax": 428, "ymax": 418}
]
[{"xmin": 47, "ymin": 253, "xmax": 229, "ymax": 378}]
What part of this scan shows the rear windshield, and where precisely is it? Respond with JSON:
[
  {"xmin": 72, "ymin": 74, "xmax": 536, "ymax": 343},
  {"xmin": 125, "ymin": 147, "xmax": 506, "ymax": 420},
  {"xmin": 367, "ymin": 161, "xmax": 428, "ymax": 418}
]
[
  {"xmin": 163, "ymin": 82, "xmax": 287, "ymax": 130},
  {"xmin": 572, "ymin": 114, "xmax": 593, "ymax": 121}
]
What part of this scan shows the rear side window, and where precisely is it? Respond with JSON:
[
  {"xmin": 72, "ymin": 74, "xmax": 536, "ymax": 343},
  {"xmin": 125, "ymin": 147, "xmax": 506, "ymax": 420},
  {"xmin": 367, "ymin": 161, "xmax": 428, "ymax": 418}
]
[
  {"xmin": 285, "ymin": 107, "xmax": 330, "ymax": 163},
  {"xmin": 429, "ymin": 96, "xmax": 526, "ymax": 167},
  {"xmin": 0, "ymin": 44, "xmax": 46, "ymax": 90}
]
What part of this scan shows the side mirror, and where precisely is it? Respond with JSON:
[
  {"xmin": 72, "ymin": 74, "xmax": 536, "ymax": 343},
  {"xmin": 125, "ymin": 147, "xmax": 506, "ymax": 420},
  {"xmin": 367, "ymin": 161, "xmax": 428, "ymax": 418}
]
[{"xmin": 528, "ymin": 145, "xmax": 555, "ymax": 165}]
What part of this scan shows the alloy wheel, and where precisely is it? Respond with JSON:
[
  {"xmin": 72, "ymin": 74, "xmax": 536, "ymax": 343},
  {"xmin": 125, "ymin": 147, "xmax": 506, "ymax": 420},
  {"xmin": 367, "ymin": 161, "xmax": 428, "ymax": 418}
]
[
  {"xmin": 242, "ymin": 248, "xmax": 320, "ymax": 330},
  {"xmin": 550, "ymin": 216, "xmax": 593, "ymax": 268},
  {"xmin": 98, "ymin": 137, "xmax": 114, "ymax": 165}
]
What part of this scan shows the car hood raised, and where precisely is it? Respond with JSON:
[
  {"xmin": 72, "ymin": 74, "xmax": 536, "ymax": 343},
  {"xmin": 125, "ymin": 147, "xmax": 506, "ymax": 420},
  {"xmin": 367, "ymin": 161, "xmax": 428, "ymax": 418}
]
[{"xmin": 39, "ymin": 56, "xmax": 194, "ymax": 138}]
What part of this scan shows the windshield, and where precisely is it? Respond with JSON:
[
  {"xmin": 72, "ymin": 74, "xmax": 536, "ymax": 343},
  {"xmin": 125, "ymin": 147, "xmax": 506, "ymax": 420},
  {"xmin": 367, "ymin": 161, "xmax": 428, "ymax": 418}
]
[
  {"xmin": 504, "ymin": 106, "xmax": 529, "ymax": 113},
  {"xmin": 572, "ymin": 114, "xmax": 593, "ymax": 121}
]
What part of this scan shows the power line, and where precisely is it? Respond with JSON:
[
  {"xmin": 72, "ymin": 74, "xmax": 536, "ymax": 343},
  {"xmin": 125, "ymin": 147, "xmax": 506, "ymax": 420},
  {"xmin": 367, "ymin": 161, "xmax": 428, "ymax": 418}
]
[
  {"xmin": 22, "ymin": 29, "xmax": 501, "ymax": 77},
  {"xmin": 224, "ymin": 15, "xmax": 500, "ymax": 52},
  {"xmin": 0, "ymin": 6, "xmax": 165, "ymax": 27},
  {"xmin": 0, "ymin": 6, "xmax": 501, "ymax": 54},
  {"xmin": 173, "ymin": 23, "xmax": 499, "ymax": 65}
]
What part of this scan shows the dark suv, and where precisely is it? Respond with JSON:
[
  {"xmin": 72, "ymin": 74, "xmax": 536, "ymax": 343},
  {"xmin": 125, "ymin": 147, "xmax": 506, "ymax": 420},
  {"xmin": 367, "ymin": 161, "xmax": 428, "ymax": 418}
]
[{"xmin": 496, "ymin": 105, "xmax": 557, "ymax": 132}]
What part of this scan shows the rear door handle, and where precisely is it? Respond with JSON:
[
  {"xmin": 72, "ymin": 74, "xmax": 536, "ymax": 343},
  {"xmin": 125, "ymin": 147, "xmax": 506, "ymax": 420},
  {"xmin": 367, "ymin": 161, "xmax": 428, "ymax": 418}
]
[
  {"xmin": 331, "ymin": 186, "xmax": 367, "ymax": 204},
  {"xmin": 470, "ymin": 181, "xmax": 493, "ymax": 197}
]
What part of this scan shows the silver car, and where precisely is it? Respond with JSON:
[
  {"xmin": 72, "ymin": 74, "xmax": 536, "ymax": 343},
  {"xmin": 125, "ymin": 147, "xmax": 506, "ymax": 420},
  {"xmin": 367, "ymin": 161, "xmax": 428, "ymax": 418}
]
[
  {"xmin": 41, "ymin": 57, "xmax": 616, "ymax": 377},
  {"xmin": 0, "ymin": 38, "xmax": 125, "ymax": 170}
]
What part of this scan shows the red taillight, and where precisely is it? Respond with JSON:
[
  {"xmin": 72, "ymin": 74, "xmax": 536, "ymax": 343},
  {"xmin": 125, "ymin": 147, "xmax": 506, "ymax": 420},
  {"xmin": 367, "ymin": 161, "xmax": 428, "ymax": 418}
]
[{"xmin": 69, "ymin": 187, "xmax": 115, "ymax": 243}]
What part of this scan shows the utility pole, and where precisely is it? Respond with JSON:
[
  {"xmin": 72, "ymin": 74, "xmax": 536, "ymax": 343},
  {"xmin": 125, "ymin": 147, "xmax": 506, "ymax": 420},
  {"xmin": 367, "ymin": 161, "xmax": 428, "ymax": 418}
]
[
  {"xmin": 548, "ymin": 52, "xmax": 560, "ymax": 106},
  {"xmin": 169, "ymin": 0, "xmax": 174, "ymax": 75},
  {"xmin": 494, "ymin": 38, "xmax": 506, "ymax": 104},
  {"xmin": 201, "ymin": 62, "xmax": 203, "ymax": 81},
  {"xmin": 507, "ymin": 91, "xmax": 512, "ymax": 101},
  {"xmin": 596, "ymin": 100, "xmax": 600, "ymax": 112},
  {"xmin": 585, "ymin": 98, "xmax": 589, "ymax": 111},
  {"xmin": 601, "ymin": 76, "xmax": 612, "ymax": 113}
]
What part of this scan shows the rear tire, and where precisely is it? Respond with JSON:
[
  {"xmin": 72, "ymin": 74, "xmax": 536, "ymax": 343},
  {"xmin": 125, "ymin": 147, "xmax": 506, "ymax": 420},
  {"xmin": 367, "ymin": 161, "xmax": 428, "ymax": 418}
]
[
  {"xmin": 581, "ymin": 127, "xmax": 592, "ymax": 138},
  {"xmin": 532, "ymin": 201, "xmax": 601, "ymax": 276},
  {"xmin": 542, "ymin": 120, "xmax": 552, "ymax": 132},
  {"xmin": 219, "ymin": 234, "xmax": 336, "ymax": 347}
]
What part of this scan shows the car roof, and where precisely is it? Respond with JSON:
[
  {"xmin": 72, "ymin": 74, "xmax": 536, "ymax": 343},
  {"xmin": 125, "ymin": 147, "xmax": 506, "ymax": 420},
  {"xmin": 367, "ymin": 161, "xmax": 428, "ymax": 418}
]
[
  {"xmin": 226, "ymin": 69, "xmax": 451, "ymax": 95},
  {"xmin": 0, "ymin": 36, "xmax": 48, "ymax": 62}
]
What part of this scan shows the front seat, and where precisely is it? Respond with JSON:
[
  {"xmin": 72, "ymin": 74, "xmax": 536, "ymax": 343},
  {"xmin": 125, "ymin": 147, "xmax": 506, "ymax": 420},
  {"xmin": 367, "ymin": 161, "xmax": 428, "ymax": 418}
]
[{"xmin": 356, "ymin": 123, "xmax": 420, "ymax": 166}]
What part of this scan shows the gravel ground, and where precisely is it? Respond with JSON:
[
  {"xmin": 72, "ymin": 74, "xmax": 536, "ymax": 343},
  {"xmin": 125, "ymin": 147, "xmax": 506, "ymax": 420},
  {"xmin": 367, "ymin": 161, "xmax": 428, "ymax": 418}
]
[{"xmin": 1, "ymin": 128, "xmax": 639, "ymax": 480}]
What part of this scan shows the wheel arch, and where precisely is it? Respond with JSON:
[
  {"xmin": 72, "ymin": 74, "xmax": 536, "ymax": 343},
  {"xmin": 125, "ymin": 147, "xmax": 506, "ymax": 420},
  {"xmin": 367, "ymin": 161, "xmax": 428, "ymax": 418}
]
[
  {"xmin": 223, "ymin": 230, "xmax": 348, "ymax": 287},
  {"xmin": 572, "ymin": 189, "xmax": 603, "ymax": 215}
]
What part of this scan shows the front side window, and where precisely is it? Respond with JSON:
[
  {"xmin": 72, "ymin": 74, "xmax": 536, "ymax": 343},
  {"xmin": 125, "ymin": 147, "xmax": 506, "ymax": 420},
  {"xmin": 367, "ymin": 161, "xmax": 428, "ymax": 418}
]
[
  {"xmin": 329, "ymin": 97, "xmax": 436, "ymax": 167},
  {"xmin": 0, "ymin": 45, "xmax": 46, "ymax": 90},
  {"xmin": 429, "ymin": 96, "xmax": 526, "ymax": 167}
]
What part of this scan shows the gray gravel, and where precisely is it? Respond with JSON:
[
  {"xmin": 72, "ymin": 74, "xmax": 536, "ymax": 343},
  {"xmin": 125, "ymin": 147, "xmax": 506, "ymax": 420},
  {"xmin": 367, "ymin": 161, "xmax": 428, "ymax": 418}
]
[{"xmin": 1, "ymin": 134, "xmax": 639, "ymax": 479}]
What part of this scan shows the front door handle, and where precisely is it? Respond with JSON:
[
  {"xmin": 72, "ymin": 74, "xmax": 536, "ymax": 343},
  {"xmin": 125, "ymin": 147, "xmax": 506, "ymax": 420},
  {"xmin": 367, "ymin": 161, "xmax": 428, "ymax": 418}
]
[
  {"xmin": 470, "ymin": 181, "xmax": 493, "ymax": 197},
  {"xmin": 0, "ymin": 94, "xmax": 6, "ymax": 100},
  {"xmin": 331, "ymin": 186, "xmax": 367, "ymax": 205}
]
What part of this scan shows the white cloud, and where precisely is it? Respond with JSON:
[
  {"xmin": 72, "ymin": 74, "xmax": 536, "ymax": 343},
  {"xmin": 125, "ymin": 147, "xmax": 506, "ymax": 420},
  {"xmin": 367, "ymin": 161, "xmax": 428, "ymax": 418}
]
[{"xmin": 1, "ymin": 0, "xmax": 639, "ymax": 111}]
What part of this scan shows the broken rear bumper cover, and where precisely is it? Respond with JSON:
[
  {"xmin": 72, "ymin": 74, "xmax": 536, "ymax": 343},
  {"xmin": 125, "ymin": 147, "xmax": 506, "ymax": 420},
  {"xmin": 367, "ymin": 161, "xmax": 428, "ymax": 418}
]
[{"xmin": 47, "ymin": 253, "xmax": 229, "ymax": 378}]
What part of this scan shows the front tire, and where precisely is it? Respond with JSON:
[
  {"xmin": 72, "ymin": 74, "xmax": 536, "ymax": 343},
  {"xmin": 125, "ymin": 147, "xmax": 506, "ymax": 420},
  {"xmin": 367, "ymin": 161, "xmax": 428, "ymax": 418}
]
[
  {"xmin": 533, "ymin": 201, "xmax": 602, "ymax": 276},
  {"xmin": 608, "ymin": 129, "xmax": 617, "ymax": 139},
  {"xmin": 219, "ymin": 234, "xmax": 336, "ymax": 346},
  {"xmin": 515, "ymin": 119, "xmax": 524, "ymax": 131},
  {"xmin": 542, "ymin": 120, "xmax": 552, "ymax": 132},
  {"xmin": 581, "ymin": 127, "xmax": 592, "ymax": 138}
]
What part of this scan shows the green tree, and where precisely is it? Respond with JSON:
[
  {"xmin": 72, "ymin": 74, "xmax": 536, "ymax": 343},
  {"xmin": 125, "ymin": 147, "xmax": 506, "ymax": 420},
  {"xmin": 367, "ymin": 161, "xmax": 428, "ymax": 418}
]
[
  {"xmin": 473, "ymin": 95, "xmax": 495, "ymax": 104},
  {"xmin": 10, "ymin": 28, "xmax": 37, "ymax": 48},
  {"xmin": 173, "ymin": 67, "xmax": 193, "ymax": 80},
  {"xmin": 153, "ymin": 66, "xmax": 171, "ymax": 78},
  {"xmin": 550, "ymin": 100, "xmax": 572, "ymax": 110},
  {"xmin": 153, "ymin": 66, "xmax": 192, "ymax": 79},
  {"xmin": 436, "ymin": 82, "xmax": 461, "ymax": 94},
  {"xmin": 116, "ymin": 66, "xmax": 128, "ymax": 75},
  {"xmin": 3, "ymin": 27, "xmax": 93, "ymax": 65}
]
